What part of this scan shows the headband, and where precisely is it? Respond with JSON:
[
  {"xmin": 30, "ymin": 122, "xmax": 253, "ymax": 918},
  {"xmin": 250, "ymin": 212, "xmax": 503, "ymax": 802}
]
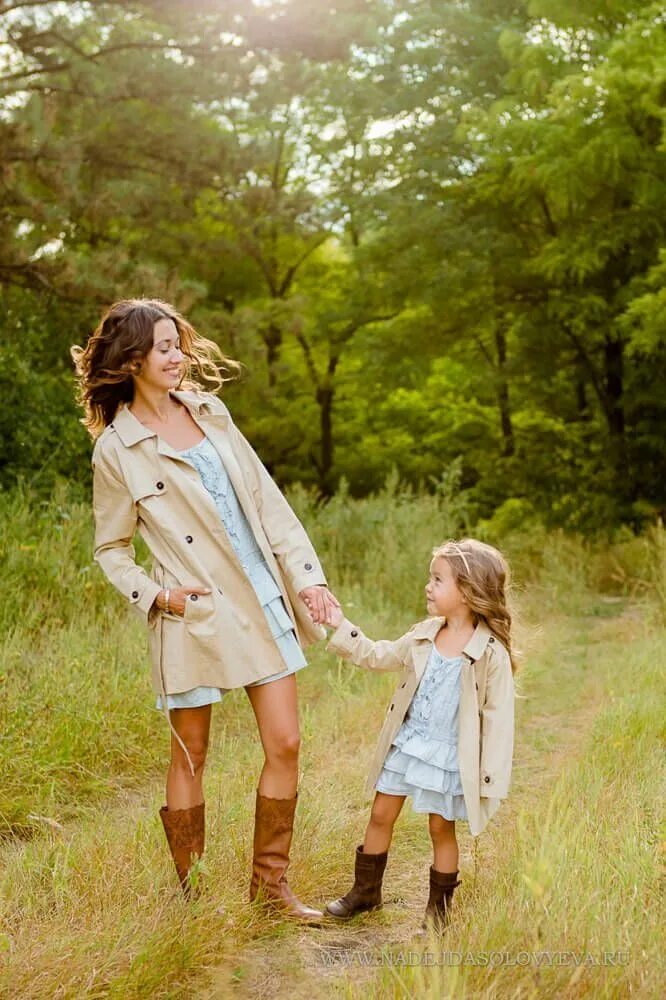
[{"xmin": 443, "ymin": 542, "xmax": 472, "ymax": 575}]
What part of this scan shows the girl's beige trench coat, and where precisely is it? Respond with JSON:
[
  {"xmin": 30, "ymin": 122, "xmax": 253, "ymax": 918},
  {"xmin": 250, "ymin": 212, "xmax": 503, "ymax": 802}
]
[
  {"xmin": 327, "ymin": 617, "xmax": 515, "ymax": 836},
  {"xmin": 92, "ymin": 390, "xmax": 327, "ymax": 702}
]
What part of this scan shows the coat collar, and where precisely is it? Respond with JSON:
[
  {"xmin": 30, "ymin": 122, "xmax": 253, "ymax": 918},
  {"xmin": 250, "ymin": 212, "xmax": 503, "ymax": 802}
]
[
  {"xmin": 410, "ymin": 616, "xmax": 493, "ymax": 661},
  {"xmin": 111, "ymin": 390, "xmax": 228, "ymax": 448}
]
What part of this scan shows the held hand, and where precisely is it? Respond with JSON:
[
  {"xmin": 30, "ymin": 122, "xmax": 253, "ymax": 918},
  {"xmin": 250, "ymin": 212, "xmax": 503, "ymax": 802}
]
[
  {"xmin": 156, "ymin": 585, "xmax": 211, "ymax": 617},
  {"xmin": 299, "ymin": 585, "xmax": 341, "ymax": 626},
  {"xmin": 323, "ymin": 603, "xmax": 344, "ymax": 629}
]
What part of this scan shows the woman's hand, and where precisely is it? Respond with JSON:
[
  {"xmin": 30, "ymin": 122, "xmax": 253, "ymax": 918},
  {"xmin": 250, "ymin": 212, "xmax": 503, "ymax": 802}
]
[
  {"xmin": 299, "ymin": 585, "xmax": 341, "ymax": 626},
  {"xmin": 155, "ymin": 586, "xmax": 211, "ymax": 617}
]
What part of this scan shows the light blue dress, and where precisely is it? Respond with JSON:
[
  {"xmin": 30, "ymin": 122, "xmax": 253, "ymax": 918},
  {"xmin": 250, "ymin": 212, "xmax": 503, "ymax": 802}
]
[
  {"xmin": 376, "ymin": 646, "xmax": 468, "ymax": 821},
  {"xmin": 156, "ymin": 436, "xmax": 306, "ymax": 710}
]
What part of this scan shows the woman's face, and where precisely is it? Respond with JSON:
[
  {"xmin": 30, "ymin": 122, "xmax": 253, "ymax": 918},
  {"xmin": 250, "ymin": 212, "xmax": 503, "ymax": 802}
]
[{"xmin": 134, "ymin": 318, "xmax": 185, "ymax": 393}]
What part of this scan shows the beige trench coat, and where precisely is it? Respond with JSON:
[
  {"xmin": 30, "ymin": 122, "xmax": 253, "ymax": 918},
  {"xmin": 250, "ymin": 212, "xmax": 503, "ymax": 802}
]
[
  {"xmin": 92, "ymin": 390, "xmax": 327, "ymax": 700},
  {"xmin": 327, "ymin": 616, "xmax": 515, "ymax": 836}
]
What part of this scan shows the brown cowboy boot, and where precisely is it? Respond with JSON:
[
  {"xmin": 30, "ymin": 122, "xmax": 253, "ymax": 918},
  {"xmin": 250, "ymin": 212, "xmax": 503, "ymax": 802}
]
[
  {"xmin": 159, "ymin": 802, "xmax": 205, "ymax": 898},
  {"xmin": 325, "ymin": 845, "xmax": 388, "ymax": 918},
  {"xmin": 249, "ymin": 792, "xmax": 323, "ymax": 922},
  {"xmin": 423, "ymin": 867, "xmax": 460, "ymax": 931}
]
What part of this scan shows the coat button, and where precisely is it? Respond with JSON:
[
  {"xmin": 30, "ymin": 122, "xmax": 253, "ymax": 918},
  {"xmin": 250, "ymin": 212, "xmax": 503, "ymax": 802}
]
[
  {"xmin": 190, "ymin": 594, "xmax": 198, "ymax": 602},
  {"xmin": 156, "ymin": 481, "xmax": 164, "ymax": 490},
  {"xmin": 350, "ymin": 629, "xmax": 358, "ymax": 638},
  {"xmin": 304, "ymin": 562, "xmax": 313, "ymax": 571},
  {"xmin": 484, "ymin": 775, "xmax": 490, "ymax": 783},
  {"xmin": 389, "ymin": 705, "xmax": 394, "ymax": 711},
  {"xmin": 185, "ymin": 535, "xmax": 193, "ymax": 543},
  {"xmin": 131, "ymin": 591, "xmax": 139, "ymax": 599},
  {"xmin": 401, "ymin": 682, "xmax": 406, "ymax": 689},
  {"xmin": 475, "ymin": 682, "xmax": 479, "ymax": 691},
  {"xmin": 488, "ymin": 636, "xmax": 495, "ymax": 643}
]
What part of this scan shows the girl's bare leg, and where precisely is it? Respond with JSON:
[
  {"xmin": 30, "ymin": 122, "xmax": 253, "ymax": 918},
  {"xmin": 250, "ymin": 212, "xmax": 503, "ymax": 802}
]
[
  {"xmin": 429, "ymin": 813, "xmax": 459, "ymax": 871},
  {"xmin": 363, "ymin": 792, "xmax": 406, "ymax": 854}
]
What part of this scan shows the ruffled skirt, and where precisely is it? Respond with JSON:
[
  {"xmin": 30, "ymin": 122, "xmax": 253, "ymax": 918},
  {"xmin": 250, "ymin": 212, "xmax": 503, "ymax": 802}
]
[{"xmin": 375, "ymin": 726, "xmax": 468, "ymax": 821}]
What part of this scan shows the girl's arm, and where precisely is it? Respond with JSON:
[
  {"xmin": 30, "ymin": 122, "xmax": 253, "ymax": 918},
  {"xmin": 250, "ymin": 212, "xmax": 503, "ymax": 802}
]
[
  {"xmin": 92, "ymin": 448, "xmax": 162, "ymax": 624},
  {"xmin": 327, "ymin": 618, "xmax": 413, "ymax": 673},
  {"xmin": 479, "ymin": 644, "xmax": 515, "ymax": 798}
]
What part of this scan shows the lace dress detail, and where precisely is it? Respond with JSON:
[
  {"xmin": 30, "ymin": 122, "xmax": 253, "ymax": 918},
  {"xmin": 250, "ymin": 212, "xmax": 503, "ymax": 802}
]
[
  {"xmin": 157, "ymin": 436, "xmax": 306, "ymax": 709},
  {"xmin": 376, "ymin": 646, "xmax": 468, "ymax": 821}
]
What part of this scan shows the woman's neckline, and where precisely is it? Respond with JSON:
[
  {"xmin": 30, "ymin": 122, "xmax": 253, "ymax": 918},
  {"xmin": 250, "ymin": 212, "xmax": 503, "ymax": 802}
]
[{"xmin": 178, "ymin": 435, "xmax": 208, "ymax": 454}]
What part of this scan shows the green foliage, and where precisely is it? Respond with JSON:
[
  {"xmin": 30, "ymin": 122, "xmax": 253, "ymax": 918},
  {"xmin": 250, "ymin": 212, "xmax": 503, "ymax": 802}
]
[{"xmin": 0, "ymin": 0, "xmax": 664, "ymax": 528}]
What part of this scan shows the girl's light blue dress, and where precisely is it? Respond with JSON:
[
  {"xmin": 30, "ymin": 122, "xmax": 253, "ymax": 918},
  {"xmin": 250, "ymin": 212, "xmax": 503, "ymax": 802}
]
[
  {"xmin": 156, "ymin": 436, "xmax": 306, "ymax": 710},
  {"xmin": 376, "ymin": 646, "xmax": 468, "ymax": 821}
]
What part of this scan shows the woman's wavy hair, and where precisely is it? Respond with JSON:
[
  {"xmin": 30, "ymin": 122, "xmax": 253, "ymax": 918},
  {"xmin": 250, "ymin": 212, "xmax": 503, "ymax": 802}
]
[
  {"xmin": 433, "ymin": 538, "xmax": 519, "ymax": 674},
  {"xmin": 71, "ymin": 298, "xmax": 240, "ymax": 438}
]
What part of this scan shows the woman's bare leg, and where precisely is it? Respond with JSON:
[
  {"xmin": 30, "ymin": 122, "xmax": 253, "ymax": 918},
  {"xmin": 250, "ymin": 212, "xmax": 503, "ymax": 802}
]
[
  {"xmin": 245, "ymin": 674, "xmax": 322, "ymax": 918},
  {"xmin": 166, "ymin": 704, "xmax": 211, "ymax": 810},
  {"xmin": 245, "ymin": 674, "xmax": 300, "ymax": 798}
]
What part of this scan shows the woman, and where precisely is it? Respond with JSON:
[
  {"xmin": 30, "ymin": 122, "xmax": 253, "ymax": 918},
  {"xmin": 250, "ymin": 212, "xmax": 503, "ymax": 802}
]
[{"xmin": 72, "ymin": 298, "xmax": 338, "ymax": 921}]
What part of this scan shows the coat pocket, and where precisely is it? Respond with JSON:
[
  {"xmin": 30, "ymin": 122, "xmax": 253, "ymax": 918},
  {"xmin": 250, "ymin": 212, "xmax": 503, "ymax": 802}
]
[{"xmin": 182, "ymin": 591, "xmax": 216, "ymax": 634}]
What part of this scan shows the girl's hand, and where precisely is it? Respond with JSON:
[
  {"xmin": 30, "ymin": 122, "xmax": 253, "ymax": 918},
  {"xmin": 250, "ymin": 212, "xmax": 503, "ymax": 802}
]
[
  {"xmin": 156, "ymin": 586, "xmax": 211, "ymax": 617},
  {"xmin": 299, "ymin": 585, "xmax": 340, "ymax": 625},
  {"xmin": 324, "ymin": 603, "xmax": 344, "ymax": 629}
]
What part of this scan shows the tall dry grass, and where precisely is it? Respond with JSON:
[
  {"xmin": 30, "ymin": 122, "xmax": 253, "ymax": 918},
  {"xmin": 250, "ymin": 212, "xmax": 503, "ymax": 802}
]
[{"xmin": 0, "ymin": 484, "xmax": 663, "ymax": 997}]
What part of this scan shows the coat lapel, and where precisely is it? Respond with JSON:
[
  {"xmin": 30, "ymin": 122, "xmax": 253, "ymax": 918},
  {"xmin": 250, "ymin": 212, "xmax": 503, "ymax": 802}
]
[
  {"xmin": 193, "ymin": 413, "xmax": 252, "ymax": 511},
  {"xmin": 191, "ymin": 409, "xmax": 280, "ymax": 572},
  {"xmin": 407, "ymin": 617, "xmax": 492, "ymax": 688},
  {"xmin": 154, "ymin": 434, "xmax": 200, "ymax": 477},
  {"xmin": 412, "ymin": 637, "xmax": 434, "ymax": 683},
  {"xmin": 408, "ymin": 618, "xmax": 441, "ymax": 683}
]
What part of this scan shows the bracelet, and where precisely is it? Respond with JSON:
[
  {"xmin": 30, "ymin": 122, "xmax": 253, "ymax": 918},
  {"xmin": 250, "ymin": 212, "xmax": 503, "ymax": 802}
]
[{"xmin": 164, "ymin": 589, "xmax": 170, "ymax": 614}]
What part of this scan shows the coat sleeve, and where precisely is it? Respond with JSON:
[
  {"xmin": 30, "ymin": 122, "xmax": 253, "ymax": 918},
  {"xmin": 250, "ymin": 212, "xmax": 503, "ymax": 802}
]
[
  {"xmin": 92, "ymin": 444, "xmax": 162, "ymax": 625},
  {"xmin": 227, "ymin": 419, "xmax": 327, "ymax": 595},
  {"xmin": 479, "ymin": 644, "xmax": 515, "ymax": 798},
  {"xmin": 327, "ymin": 618, "xmax": 413, "ymax": 673}
]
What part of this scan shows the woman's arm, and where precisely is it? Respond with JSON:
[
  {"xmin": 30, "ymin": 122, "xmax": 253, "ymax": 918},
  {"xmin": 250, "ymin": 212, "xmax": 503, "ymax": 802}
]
[
  {"xmin": 327, "ymin": 618, "xmax": 414, "ymax": 673},
  {"xmin": 92, "ymin": 448, "xmax": 163, "ymax": 624}
]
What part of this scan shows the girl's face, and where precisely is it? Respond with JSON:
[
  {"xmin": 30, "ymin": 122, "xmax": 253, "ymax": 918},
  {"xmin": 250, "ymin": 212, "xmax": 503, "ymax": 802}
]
[
  {"xmin": 133, "ymin": 318, "xmax": 185, "ymax": 393},
  {"xmin": 425, "ymin": 556, "xmax": 466, "ymax": 618}
]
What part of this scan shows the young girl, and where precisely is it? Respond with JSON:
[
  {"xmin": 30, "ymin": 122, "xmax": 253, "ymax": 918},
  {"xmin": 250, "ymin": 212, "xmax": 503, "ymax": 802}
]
[{"xmin": 324, "ymin": 539, "xmax": 516, "ymax": 930}]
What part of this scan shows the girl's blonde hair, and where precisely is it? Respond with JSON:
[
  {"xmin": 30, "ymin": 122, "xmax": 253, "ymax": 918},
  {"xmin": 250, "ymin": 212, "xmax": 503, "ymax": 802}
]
[
  {"xmin": 433, "ymin": 538, "xmax": 518, "ymax": 673},
  {"xmin": 71, "ymin": 298, "xmax": 241, "ymax": 438}
]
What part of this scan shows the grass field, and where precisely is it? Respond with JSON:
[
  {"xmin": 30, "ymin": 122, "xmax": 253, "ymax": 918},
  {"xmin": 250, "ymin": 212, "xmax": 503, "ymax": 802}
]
[{"xmin": 0, "ymin": 485, "xmax": 663, "ymax": 998}]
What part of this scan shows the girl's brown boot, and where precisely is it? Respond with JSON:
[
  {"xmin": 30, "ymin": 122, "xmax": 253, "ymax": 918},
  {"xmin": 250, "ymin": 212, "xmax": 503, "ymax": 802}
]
[
  {"xmin": 423, "ymin": 867, "xmax": 460, "ymax": 931},
  {"xmin": 326, "ymin": 845, "xmax": 388, "ymax": 918}
]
